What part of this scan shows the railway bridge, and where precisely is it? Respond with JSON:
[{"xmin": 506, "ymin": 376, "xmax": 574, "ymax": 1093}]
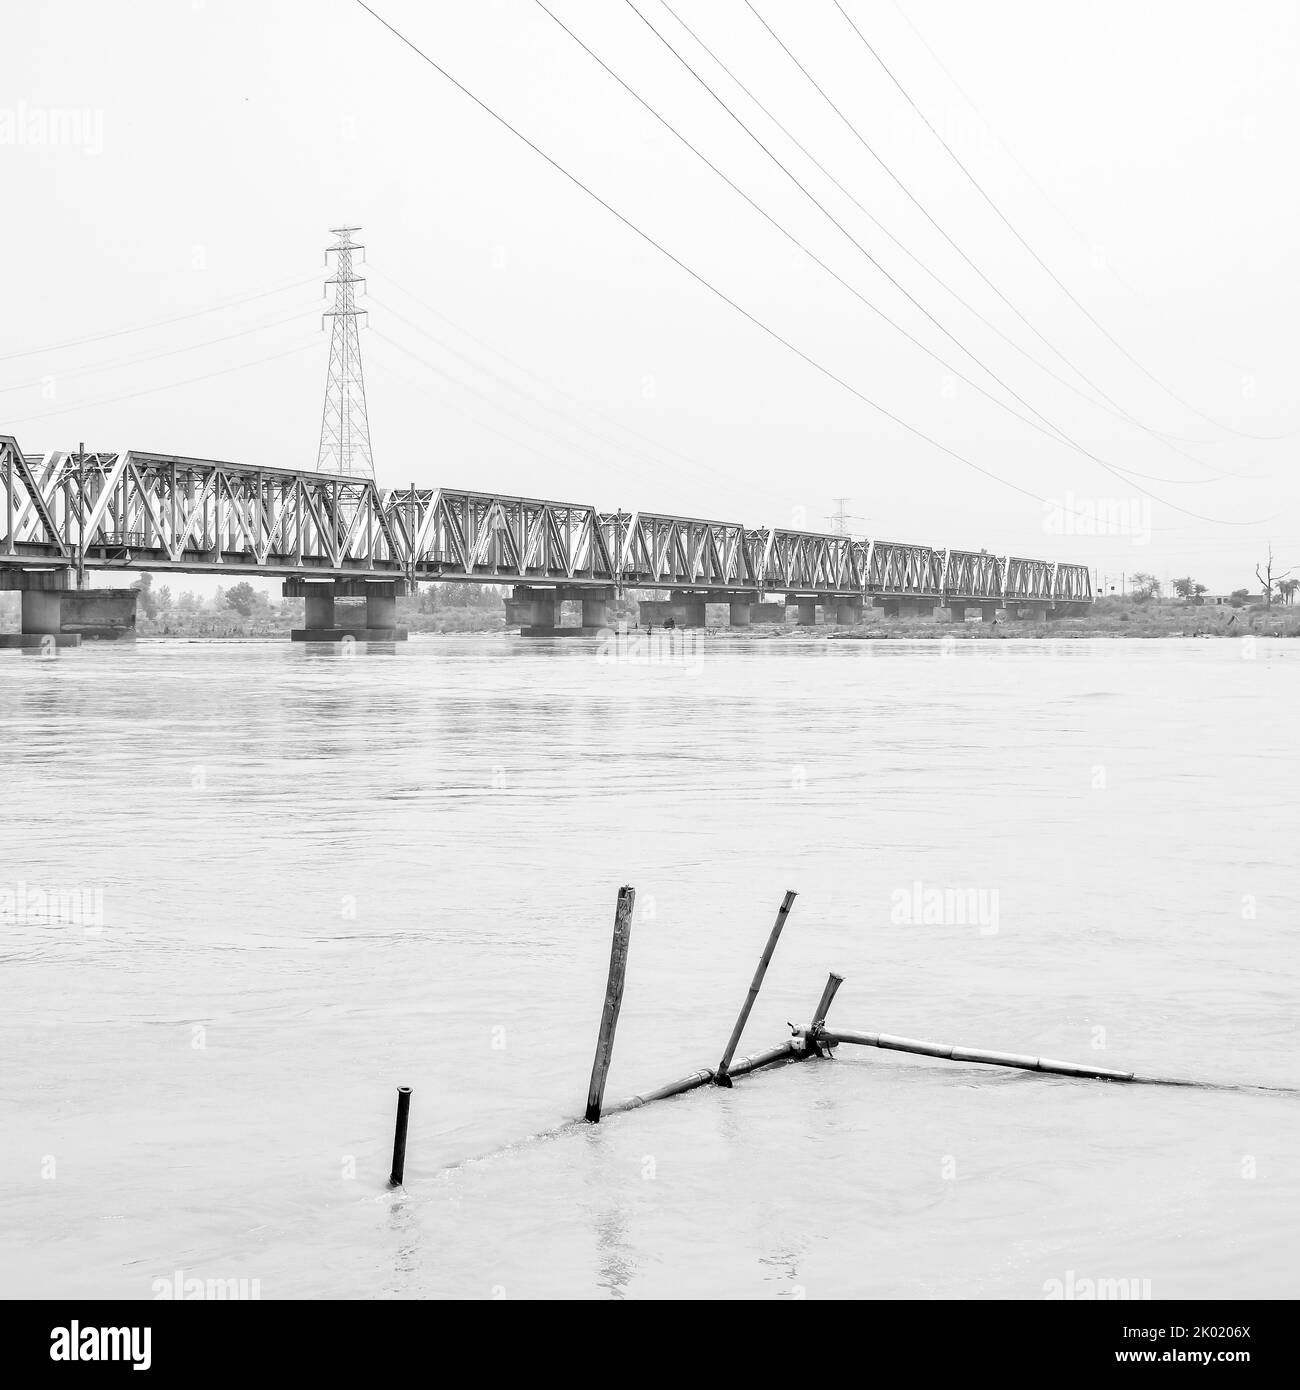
[{"xmin": 1, "ymin": 434, "xmax": 1091, "ymax": 646}]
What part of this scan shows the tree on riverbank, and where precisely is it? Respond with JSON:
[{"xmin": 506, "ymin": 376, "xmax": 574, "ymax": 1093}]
[
  {"xmin": 1255, "ymin": 544, "xmax": 1293, "ymax": 607},
  {"xmin": 1173, "ymin": 577, "xmax": 1208, "ymax": 602},
  {"xmin": 1129, "ymin": 572, "xmax": 1160, "ymax": 602}
]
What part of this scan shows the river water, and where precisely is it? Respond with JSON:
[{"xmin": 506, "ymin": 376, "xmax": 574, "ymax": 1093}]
[{"xmin": 1, "ymin": 633, "xmax": 1296, "ymax": 1300}]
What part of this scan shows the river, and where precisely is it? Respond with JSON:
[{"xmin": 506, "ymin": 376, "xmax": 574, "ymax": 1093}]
[{"xmin": 1, "ymin": 633, "xmax": 1296, "ymax": 1299}]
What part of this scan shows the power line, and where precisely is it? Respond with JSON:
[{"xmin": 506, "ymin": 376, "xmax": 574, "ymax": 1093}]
[
  {"xmin": 864, "ymin": 0, "xmax": 1289, "ymax": 441},
  {"xmin": 892, "ymin": 1, "xmax": 1264, "ymax": 395},
  {"xmin": 0, "ymin": 275, "xmax": 319, "ymax": 364},
  {"xmin": 368, "ymin": 263, "xmax": 709, "ymax": 472},
  {"xmin": 368, "ymin": 338, "xmax": 603, "ymax": 477},
  {"xmin": 353, "ymin": 2, "xmax": 1267, "ymax": 527},
  {"xmin": 371, "ymin": 322, "xmax": 632, "ymax": 473},
  {"xmin": 7, "ymin": 340, "xmax": 318, "ymax": 428},
  {"xmin": 370, "ymin": 291, "xmax": 714, "ymax": 485},
  {"xmin": 553, "ymin": 0, "xmax": 1262, "ymax": 519},
  {"xmin": 738, "ymin": 0, "xmax": 1245, "ymax": 451},
  {"xmin": 651, "ymin": 0, "xmax": 1260, "ymax": 485},
  {"xmin": 367, "ymin": 272, "xmax": 815, "ymax": 512},
  {"xmin": 0, "ymin": 311, "xmax": 307, "ymax": 397}
]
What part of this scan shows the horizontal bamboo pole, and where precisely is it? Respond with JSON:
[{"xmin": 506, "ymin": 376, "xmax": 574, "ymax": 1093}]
[
  {"xmin": 607, "ymin": 1040, "xmax": 803, "ymax": 1114},
  {"xmin": 796, "ymin": 1027, "xmax": 1134, "ymax": 1082}
]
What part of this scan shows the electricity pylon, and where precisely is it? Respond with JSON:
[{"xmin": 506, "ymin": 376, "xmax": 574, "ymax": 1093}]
[{"xmin": 316, "ymin": 226, "xmax": 374, "ymax": 478}]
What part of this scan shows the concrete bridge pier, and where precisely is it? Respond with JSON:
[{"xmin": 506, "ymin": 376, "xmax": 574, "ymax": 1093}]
[
  {"xmin": 981, "ymin": 602, "xmax": 1000, "ymax": 623},
  {"xmin": 728, "ymin": 600, "xmax": 752, "ymax": 627},
  {"xmin": 1008, "ymin": 601, "xmax": 1049, "ymax": 623},
  {"xmin": 749, "ymin": 601, "xmax": 786, "ymax": 624},
  {"xmin": 303, "ymin": 585, "xmax": 335, "ymax": 632},
  {"xmin": 505, "ymin": 585, "xmax": 557, "ymax": 633},
  {"xmin": 581, "ymin": 587, "xmax": 616, "ymax": 631},
  {"xmin": 670, "ymin": 591, "xmax": 707, "ymax": 627},
  {"xmin": 288, "ymin": 577, "xmax": 408, "ymax": 641},
  {"xmin": 876, "ymin": 597, "xmax": 933, "ymax": 619},
  {"xmin": 794, "ymin": 598, "xmax": 817, "ymax": 625},
  {"xmin": 1, "ymin": 569, "xmax": 137, "ymax": 647},
  {"xmin": 836, "ymin": 598, "xmax": 863, "ymax": 625},
  {"xmin": 366, "ymin": 584, "xmax": 397, "ymax": 630},
  {"xmin": 948, "ymin": 601, "xmax": 967, "ymax": 622}
]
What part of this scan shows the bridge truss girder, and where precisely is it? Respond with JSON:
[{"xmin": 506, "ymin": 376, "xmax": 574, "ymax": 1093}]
[{"xmin": 0, "ymin": 437, "xmax": 1092, "ymax": 602}]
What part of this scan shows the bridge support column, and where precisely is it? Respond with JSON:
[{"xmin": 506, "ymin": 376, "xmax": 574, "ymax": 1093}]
[
  {"xmin": 749, "ymin": 602, "xmax": 786, "ymax": 624},
  {"xmin": 795, "ymin": 599, "xmax": 817, "ymax": 625},
  {"xmin": 582, "ymin": 587, "xmax": 615, "ymax": 631},
  {"xmin": 875, "ymin": 597, "xmax": 900, "ymax": 619},
  {"xmin": 981, "ymin": 602, "xmax": 999, "ymax": 623},
  {"xmin": 728, "ymin": 601, "xmax": 752, "ymax": 627},
  {"xmin": 287, "ymin": 577, "xmax": 408, "ymax": 642},
  {"xmin": 948, "ymin": 601, "xmax": 967, "ymax": 622},
  {"xmin": 506, "ymin": 585, "xmax": 557, "ymax": 633},
  {"xmin": 1, "ymin": 571, "xmax": 137, "ymax": 647},
  {"xmin": 836, "ymin": 599, "xmax": 862, "ymax": 625},
  {"xmin": 670, "ymin": 592, "xmax": 707, "ymax": 628},
  {"xmin": 1009, "ymin": 601, "xmax": 1049, "ymax": 623},
  {"xmin": 365, "ymin": 584, "xmax": 397, "ymax": 631},
  {"xmin": 20, "ymin": 589, "xmax": 63, "ymax": 636},
  {"xmin": 304, "ymin": 587, "xmax": 335, "ymax": 631}
]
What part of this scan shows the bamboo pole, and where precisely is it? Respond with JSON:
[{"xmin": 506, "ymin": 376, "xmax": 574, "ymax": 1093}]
[
  {"xmin": 585, "ymin": 885, "xmax": 636, "ymax": 1123},
  {"xmin": 608, "ymin": 1040, "xmax": 803, "ymax": 1114},
  {"xmin": 715, "ymin": 890, "xmax": 797, "ymax": 1086},
  {"xmin": 796, "ymin": 1026, "xmax": 1134, "ymax": 1082},
  {"xmin": 388, "ymin": 1086, "xmax": 412, "ymax": 1187},
  {"xmin": 800, "ymin": 970, "xmax": 845, "ymax": 1057}
]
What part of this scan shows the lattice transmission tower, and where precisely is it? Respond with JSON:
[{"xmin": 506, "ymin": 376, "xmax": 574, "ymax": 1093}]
[{"xmin": 316, "ymin": 226, "xmax": 375, "ymax": 478}]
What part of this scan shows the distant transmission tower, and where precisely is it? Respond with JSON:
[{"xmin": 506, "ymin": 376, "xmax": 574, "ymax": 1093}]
[
  {"xmin": 316, "ymin": 226, "xmax": 374, "ymax": 478},
  {"xmin": 826, "ymin": 497, "xmax": 866, "ymax": 537}
]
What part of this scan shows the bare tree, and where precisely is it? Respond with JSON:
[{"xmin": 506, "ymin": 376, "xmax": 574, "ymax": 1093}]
[{"xmin": 1255, "ymin": 544, "xmax": 1293, "ymax": 608}]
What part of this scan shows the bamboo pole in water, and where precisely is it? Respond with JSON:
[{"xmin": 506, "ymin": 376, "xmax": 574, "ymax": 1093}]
[
  {"xmin": 797, "ymin": 1026, "xmax": 1134, "ymax": 1081},
  {"xmin": 585, "ymin": 886, "xmax": 636, "ymax": 1123},
  {"xmin": 715, "ymin": 890, "xmax": 797, "ymax": 1086},
  {"xmin": 608, "ymin": 1040, "xmax": 803, "ymax": 1114},
  {"xmin": 388, "ymin": 1086, "xmax": 412, "ymax": 1187},
  {"xmin": 803, "ymin": 971, "xmax": 844, "ymax": 1054}
]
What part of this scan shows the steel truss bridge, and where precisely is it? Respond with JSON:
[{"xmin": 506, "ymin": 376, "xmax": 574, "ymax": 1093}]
[{"xmin": 1, "ymin": 435, "xmax": 1091, "ymax": 606}]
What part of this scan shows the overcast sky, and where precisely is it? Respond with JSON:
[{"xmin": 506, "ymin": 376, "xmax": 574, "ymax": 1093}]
[{"xmin": 4, "ymin": 0, "xmax": 1297, "ymax": 592}]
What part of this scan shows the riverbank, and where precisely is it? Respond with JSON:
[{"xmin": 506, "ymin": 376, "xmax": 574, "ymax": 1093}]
[{"xmin": 6, "ymin": 592, "xmax": 1294, "ymax": 640}]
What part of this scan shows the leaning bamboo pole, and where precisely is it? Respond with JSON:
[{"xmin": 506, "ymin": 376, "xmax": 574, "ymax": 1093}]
[
  {"xmin": 715, "ymin": 890, "xmax": 797, "ymax": 1086},
  {"xmin": 796, "ymin": 1026, "xmax": 1134, "ymax": 1082}
]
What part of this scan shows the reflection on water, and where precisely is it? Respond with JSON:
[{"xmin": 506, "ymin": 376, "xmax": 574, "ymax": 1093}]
[{"xmin": 1, "ymin": 634, "xmax": 1297, "ymax": 1299}]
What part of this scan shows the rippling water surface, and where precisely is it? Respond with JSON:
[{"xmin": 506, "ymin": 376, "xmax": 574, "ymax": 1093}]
[{"xmin": 1, "ymin": 634, "xmax": 1296, "ymax": 1299}]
